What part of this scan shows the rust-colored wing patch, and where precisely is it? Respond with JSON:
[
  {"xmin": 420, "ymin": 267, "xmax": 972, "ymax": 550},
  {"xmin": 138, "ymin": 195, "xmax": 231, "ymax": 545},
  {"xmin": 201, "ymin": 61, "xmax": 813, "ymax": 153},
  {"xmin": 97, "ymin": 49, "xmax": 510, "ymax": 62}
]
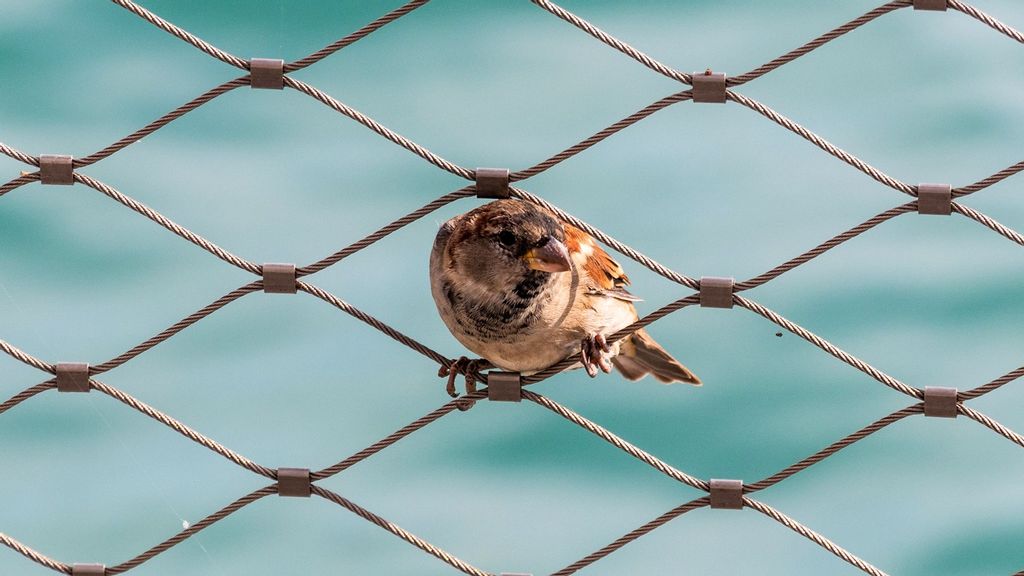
[{"xmin": 564, "ymin": 224, "xmax": 630, "ymax": 290}]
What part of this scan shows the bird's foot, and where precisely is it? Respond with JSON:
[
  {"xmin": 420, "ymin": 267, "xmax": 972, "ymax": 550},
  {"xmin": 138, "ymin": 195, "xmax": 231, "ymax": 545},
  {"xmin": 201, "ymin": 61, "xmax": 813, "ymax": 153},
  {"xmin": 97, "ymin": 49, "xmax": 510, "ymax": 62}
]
[
  {"xmin": 580, "ymin": 334, "xmax": 613, "ymax": 378},
  {"xmin": 438, "ymin": 357, "xmax": 492, "ymax": 409}
]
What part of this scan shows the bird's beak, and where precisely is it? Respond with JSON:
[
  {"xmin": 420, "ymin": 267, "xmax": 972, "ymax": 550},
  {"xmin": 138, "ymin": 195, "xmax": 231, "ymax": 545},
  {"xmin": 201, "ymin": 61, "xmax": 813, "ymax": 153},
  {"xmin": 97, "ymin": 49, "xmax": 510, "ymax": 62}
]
[{"xmin": 523, "ymin": 238, "xmax": 572, "ymax": 273}]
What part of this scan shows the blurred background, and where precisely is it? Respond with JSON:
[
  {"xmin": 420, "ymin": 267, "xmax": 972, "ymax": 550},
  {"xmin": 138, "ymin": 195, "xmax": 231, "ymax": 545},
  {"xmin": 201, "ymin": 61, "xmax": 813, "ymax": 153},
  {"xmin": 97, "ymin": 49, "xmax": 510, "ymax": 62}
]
[{"xmin": 1, "ymin": 1, "xmax": 1022, "ymax": 574}]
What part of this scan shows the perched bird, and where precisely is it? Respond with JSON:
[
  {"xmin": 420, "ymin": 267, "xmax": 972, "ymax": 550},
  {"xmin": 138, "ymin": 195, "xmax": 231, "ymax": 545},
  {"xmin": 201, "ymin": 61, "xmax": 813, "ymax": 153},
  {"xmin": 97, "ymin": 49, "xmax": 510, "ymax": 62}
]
[{"xmin": 429, "ymin": 199, "xmax": 700, "ymax": 391}]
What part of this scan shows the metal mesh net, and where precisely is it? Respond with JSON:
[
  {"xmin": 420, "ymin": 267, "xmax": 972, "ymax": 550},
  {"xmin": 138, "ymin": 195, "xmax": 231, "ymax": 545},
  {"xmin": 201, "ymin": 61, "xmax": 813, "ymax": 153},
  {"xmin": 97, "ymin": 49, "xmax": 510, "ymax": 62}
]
[{"xmin": 2, "ymin": 1, "xmax": 1022, "ymax": 574}]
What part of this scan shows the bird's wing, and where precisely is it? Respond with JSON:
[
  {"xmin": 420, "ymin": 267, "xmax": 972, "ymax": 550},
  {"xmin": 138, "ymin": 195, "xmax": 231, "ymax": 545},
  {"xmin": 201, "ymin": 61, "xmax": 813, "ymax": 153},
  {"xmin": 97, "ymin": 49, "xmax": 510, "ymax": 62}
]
[{"xmin": 563, "ymin": 224, "xmax": 641, "ymax": 302}]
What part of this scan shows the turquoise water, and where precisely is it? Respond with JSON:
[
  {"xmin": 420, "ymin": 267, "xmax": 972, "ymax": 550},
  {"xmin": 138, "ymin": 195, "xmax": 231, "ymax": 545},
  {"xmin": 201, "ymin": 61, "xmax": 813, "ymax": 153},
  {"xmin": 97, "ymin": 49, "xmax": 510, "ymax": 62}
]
[{"xmin": 1, "ymin": 1, "xmax": 1023, "ymax": 574}]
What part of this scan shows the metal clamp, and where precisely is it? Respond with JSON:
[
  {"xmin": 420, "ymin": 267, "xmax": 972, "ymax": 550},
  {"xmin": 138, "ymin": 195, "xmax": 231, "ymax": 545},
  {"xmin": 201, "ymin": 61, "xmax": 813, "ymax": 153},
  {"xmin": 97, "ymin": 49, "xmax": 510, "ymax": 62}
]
[
  {"xmin": 40, "ymin": 154, "xmax": 74, "ymax": 185},
  {"xmin": 709, "ymin": 478, "xmax": 744, "ymax": 509},
  {"xmin": 250, "ymin": 58, "xmax": 284, "ymax": 90},
  {"xmin": 56, "ymin": 362, "xmax": 90, "ymax": 393},
  {"xmin": 488, "ymin": 371, "xmax": 522, "ymax": 402},
  {"xmin": 699, "ymin": 276, "xmax": 734, "ymax": 309},
  {"xmin": 475, "ymin": 167, "xmax": 510, "ymax": 199},
  {"xmin": 917, "ymin": 183, "xmax": 951, "ymax": 215},
  {"xmin": 277, "ymin": 467, "xmax": 311, "ymax": 497},
  {"xmin": 923, "ymin": 386, "xmax": 958, "ymax": 418},
  {"xmin": 263, "ymin": 263, "xmax": 297, "ymax": 294},
  {"xmin": 692, "ymin": 71, "xmax": 727, "ymax": 103},
  {"xmin": 72, "ymin": 564, "xmax": 106, "ymax": 576},
  {"xmin": 914, "ymin": 0, "xmax": 947, "ymax": 11}
]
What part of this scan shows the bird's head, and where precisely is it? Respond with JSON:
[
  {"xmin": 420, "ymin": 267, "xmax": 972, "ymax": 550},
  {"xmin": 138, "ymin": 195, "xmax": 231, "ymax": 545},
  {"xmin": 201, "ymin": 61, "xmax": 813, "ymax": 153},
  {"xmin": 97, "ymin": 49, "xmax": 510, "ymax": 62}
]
[{"xmin": 445, "ymin": 200, "xmax": 572, "ymax": 293}]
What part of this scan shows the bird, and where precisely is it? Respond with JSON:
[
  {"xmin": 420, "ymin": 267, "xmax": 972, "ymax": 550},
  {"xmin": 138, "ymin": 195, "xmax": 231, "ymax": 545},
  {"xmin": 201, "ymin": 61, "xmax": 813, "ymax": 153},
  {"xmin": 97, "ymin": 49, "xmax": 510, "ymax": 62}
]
[{"xmin": 429, "ymin": 199, "xmax": 700, "ymax": 394}]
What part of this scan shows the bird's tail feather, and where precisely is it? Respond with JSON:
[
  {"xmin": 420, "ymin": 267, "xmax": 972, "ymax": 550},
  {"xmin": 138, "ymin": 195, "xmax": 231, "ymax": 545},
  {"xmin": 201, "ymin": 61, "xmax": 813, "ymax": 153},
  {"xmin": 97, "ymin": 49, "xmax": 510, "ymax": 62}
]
[{"xmin": 613, "ymin": 329, "xmax": 701, "ymax": 385}]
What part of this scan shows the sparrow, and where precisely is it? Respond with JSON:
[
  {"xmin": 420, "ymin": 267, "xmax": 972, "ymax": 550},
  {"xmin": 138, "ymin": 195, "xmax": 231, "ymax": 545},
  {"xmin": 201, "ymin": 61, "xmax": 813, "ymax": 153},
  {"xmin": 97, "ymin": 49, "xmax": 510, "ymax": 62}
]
[{"xmin": 429, "ymin": 199, "xmax": 700, "ymax": 391}]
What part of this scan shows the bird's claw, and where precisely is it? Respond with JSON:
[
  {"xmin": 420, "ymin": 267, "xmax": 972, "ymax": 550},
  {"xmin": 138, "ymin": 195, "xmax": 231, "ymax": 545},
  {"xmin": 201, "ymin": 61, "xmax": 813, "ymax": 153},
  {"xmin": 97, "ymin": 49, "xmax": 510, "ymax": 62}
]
[
  {"xmin": 438, "ymin": 357, "xmax": 492, "ymax": 408},
  {"xmin": 581, "ymin": 334, "xmax": 613, "ymax": 378}
]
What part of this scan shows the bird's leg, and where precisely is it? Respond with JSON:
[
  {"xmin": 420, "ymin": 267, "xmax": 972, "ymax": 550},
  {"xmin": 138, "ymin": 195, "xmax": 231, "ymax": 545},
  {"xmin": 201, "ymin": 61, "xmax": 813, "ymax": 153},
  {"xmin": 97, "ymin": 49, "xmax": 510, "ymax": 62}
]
[
  {"xmin": 580, "ymin": 334, "xmax": 613, "ymax": 377},
  {"xmin": 580, "ymin": 338, "xmax": 596, "ymax": 377},
  {"xmin": 594, "ymin": 334, "xmax": 613, "ymax": 374},
  {"xmin": 439, "ymin": 356, "xmax": 469, "ymax": 397}
]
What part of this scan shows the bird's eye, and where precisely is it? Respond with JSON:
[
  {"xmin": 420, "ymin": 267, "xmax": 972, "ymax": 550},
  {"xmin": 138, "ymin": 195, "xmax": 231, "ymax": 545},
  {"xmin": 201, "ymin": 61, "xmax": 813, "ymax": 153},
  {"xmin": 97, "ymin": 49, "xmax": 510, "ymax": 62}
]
[{"xmin": 497, "ymin": 231, "xmax": 516, "ymax": 246}]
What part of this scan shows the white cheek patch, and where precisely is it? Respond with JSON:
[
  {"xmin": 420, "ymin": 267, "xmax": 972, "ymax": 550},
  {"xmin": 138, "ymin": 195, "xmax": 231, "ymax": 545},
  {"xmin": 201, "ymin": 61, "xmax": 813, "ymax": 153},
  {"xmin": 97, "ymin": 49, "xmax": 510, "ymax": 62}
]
[{"xmin": 453, "ymin": 260, "xmax": 509, "ymax": 308}]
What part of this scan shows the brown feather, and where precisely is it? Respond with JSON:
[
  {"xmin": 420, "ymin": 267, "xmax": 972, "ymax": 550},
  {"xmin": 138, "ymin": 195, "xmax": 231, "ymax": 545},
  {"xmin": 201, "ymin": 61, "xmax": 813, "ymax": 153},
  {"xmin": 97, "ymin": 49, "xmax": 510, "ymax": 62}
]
[
  {"xmin": 616, "ymin": 329, "xmax": 701, "ymax": 385},
  {"xmin": 564, "ymin": 224, "xmax": 629, "ymax": 291}
]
